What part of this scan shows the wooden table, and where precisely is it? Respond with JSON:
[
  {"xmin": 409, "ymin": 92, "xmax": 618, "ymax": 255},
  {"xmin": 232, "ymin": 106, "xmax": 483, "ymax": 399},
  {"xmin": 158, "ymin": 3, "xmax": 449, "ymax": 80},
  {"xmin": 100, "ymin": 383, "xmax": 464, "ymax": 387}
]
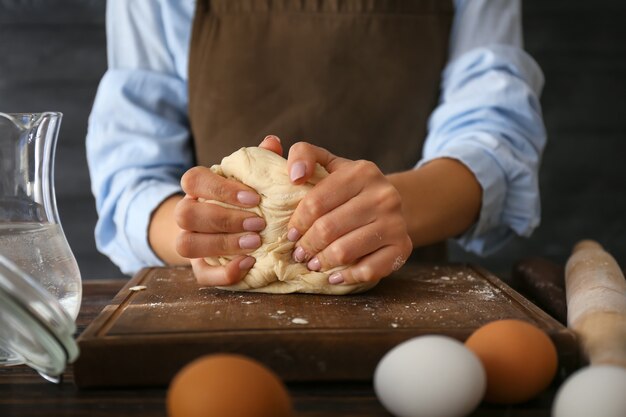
[{"xmin": 0, "ymin": 279, "xmax": 559, "ymax": 416}]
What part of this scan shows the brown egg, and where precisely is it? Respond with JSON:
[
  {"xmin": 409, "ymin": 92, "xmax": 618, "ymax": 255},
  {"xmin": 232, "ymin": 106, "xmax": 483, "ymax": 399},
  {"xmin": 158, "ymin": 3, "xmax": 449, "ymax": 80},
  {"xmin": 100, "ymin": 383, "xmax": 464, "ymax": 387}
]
[
  {"xmin": 465, "ymin": 319, "xmax": 558, "ymax": 404},
  {"xmin": 167, "ymin": 354, "xmax": 293, "ymax": 417}
]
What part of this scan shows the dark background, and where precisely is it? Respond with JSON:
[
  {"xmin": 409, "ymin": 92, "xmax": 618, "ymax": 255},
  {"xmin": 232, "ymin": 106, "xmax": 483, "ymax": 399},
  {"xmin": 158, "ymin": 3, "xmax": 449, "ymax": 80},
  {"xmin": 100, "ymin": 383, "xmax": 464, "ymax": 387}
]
[{"xmin": 0, "ymin": 0, "xmax": 624, "ymax": 281}]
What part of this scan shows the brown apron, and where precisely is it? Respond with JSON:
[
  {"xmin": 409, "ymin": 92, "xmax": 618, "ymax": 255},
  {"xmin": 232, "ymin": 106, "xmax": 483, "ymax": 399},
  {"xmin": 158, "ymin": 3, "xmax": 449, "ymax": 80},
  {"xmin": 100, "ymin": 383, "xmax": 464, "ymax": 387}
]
[{"xmin": 188, "ymin": 0, "xmax": 454, "ymax": 260}]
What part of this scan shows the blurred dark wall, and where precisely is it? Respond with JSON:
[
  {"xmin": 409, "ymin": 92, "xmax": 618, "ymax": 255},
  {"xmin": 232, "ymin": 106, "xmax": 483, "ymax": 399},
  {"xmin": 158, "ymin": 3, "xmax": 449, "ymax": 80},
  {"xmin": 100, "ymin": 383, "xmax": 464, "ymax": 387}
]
[
  {"xmin": 0, "ymin": 0, "xmax": 115, "ymax": 278},
  {"xmin": 450, "ymin": 0, "xmax": 626, "ymax": 278},
  {"xmin": 0, "ymin": 0, "xmax": 625, "ymax": 280}
]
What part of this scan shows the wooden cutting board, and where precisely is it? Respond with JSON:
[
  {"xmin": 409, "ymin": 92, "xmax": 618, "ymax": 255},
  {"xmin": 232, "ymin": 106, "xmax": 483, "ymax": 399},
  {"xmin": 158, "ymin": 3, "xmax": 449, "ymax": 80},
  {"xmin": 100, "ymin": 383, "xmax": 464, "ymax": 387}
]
[{"xmin": 74, "ymin": 264, "xmax": 578, "ymax": 388}]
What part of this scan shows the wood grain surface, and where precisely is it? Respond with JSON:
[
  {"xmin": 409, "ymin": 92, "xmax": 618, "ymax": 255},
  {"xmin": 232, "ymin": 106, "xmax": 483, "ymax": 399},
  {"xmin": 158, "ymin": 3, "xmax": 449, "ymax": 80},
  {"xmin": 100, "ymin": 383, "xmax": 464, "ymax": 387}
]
[
  {"xmin": 0, "ymin": 278, "xmax": 567, "ymax": 417},
  {"xmin": 74, "ymin": 264, "xmax": 578, "ymax": 388}
]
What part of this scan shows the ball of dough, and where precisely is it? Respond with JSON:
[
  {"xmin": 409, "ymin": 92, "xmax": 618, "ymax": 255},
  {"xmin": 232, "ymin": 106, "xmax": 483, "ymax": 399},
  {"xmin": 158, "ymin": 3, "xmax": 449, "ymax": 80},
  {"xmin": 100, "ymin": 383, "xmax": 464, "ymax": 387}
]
[{"xmin": 202, "ymin": 147, "xmax": 375, "ymax": 295}]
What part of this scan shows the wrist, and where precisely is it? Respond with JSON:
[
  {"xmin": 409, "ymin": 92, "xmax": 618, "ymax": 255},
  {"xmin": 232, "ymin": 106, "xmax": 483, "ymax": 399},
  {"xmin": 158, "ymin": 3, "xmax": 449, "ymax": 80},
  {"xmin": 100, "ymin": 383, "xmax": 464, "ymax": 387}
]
[{"xmin": 387, "ymin": 158, "xmax": 482, "ymax": 248}]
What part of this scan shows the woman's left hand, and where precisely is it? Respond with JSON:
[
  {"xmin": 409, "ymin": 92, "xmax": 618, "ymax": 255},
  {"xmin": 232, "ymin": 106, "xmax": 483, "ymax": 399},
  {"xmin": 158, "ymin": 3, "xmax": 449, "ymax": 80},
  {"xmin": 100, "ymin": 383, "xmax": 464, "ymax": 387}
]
[{"xmin": 285, "ymin": 142, "xmax": 413, "ymax": 286}]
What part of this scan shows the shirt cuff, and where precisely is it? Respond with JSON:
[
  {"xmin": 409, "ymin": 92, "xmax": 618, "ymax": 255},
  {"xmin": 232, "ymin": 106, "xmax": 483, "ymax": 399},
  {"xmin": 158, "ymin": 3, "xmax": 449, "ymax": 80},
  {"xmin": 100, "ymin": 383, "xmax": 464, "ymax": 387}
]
[{"xmin": 417, "ymin": 135, "xmax": 517, "ymax": 255}]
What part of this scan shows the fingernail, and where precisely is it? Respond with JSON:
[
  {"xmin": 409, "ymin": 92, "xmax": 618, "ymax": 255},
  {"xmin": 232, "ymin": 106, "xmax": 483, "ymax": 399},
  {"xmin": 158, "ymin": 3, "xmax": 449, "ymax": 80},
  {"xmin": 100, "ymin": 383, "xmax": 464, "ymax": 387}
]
[
  {"xmin": 264, "ymin": 135, "xmax": 280, "ymax": 143},
  {"xmin": 328, "ymin": 272, "xmax": 344, "ymax": 285},
  {"xmin": 293, "ymin": 246, "xmax": 307, "ymax": 262},
  {"xmin": 287, "ymin": 228, "xmax": 301, "ymax": 242},
  {"xmin": 307, "ymin": 257, "xmax": 321, "ymax": 271},
  {"xmin": 239, "ymin": 234, "xmax": 261, "ymax": 249},
  {"xmin": 239, "ymin": 256, "xmax": 256, "ymax": 270},
  {"xmin": 290, "ymin": 161, "xmax": 306, "ymax": 182},
  {"xmin": 237, "ymin": 191, "xmax": 260, "ymax": 205},
  {"xmin": 243, "ymin": 217, "xmax": 265, "ymax": 232}
]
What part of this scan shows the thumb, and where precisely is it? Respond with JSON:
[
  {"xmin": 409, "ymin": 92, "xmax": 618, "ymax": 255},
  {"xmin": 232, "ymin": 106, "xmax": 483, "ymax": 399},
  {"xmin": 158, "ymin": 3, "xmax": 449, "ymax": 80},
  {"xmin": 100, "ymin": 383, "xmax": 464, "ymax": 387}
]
[
  {"xmin": 258, "ymin": 135, "xmax": 283, "ymax": 156},
  {"xmin": 287, "ymin": 141, "xmax": 349, "ymax": 185}
]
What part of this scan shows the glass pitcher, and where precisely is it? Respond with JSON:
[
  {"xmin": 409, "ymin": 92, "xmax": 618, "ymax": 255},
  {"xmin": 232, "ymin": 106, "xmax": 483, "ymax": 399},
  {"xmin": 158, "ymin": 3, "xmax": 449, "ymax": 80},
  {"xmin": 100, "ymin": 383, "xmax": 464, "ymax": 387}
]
[{"xmin": 0, "ymin": 112, "xmax": 81, "ymax": 380}]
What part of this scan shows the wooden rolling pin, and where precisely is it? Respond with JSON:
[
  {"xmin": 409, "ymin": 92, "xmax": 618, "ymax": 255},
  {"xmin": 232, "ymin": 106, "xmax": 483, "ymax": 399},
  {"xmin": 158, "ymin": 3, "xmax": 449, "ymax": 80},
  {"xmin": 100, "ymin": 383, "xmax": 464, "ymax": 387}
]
[{"xmin": 565, "ymin": 240, "xmax": 626, "ymax": 367}]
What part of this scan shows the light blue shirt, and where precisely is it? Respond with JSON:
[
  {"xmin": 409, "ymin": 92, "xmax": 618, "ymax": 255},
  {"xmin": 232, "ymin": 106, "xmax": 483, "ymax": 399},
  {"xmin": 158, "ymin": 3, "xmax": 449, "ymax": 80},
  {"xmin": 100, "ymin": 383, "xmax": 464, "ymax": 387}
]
[{"xmin": 87, "ymin": 0, "xmax": 546, "ymax": 274}]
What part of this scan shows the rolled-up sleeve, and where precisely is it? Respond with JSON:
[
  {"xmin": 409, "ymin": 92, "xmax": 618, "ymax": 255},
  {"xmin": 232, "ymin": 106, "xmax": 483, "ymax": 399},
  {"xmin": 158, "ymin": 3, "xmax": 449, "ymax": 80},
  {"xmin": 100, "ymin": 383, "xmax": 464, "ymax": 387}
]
[
  {"xmin": 86, "ymin": 0, "xmax": 194, "ymax": 274},
  {"xmin": 420, "ymin": 0, "xmax": 547, "ymax": 255}
]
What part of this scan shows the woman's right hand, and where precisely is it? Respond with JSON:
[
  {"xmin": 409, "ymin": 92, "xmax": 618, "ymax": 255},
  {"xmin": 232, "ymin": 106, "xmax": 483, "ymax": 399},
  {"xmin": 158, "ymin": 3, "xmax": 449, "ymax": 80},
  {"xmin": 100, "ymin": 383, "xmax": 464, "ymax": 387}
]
[{"xmin": 175, "ymin": 136, "xmax": 283, "ymax": 286}]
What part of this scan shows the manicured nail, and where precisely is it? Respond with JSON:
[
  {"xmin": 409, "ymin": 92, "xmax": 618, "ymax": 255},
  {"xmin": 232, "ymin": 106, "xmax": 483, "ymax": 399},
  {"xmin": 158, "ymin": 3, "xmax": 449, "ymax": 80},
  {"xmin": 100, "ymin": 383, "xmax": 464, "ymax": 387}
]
[
  {"xmin": 293, "ymin": 246, "xmax": 307, "ymax": 262},
  {"xmin": 237, "ymin": 191, "xmax": 260, "ymax": 205},
  {"xmin": 239, "ymin": 234, "xmax": 261, "ymax": 249},
  {"xmin": 287, "ymin": 228, "xmax": 301, "ymax": 242},
  {"xmin": 239, "ymin": 256, "xmax": 256, "ymax": 270},
  {"xmin": 307, "ymin": 257, "xmax": 321, "ymax": 271},
  {"xmin": 264, "ymin": 135, "xmax": 280, "ymax": 143},
  {"xmin": 243, "ymin": 217, "xmax": 265, "ymax": 232},
  {"xmin": 328, "ymin": 272, "xmax": 344, "ymax": 285},
  {"xmin": 290, "ymin": 161, "xmax": 306, "ymax": 182}
]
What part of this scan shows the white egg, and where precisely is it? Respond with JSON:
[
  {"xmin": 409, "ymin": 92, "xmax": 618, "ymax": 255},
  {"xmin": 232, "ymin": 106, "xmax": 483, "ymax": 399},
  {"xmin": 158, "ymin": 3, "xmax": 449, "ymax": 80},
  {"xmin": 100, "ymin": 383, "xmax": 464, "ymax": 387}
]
[
  {"xmin": 374, "ymin": 335, "xmax": 486, "ymax": 417},
  {"xmin": 552, "ymin": 365, "xmax": 626, "ymax": 417}
]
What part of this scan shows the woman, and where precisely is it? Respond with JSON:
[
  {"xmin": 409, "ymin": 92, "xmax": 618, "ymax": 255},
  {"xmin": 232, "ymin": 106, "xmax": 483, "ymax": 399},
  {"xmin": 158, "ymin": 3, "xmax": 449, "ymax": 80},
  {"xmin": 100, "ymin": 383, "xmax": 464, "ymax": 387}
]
[{"xmin": 87, "ymin": 0, "xmax": 546, "ymax": 287}]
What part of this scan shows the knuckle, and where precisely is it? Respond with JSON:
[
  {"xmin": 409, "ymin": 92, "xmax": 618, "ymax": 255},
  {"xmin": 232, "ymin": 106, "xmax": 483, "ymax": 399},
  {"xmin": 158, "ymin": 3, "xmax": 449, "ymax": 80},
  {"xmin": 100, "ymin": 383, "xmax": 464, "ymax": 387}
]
[
  {"xmin": 314, "ymin": 218, "xmax": 335, "ymax": 246},
  {"xmin": 180, "ymin": 167, "xmax": 203, "ymax": 192},
  {"xmin": 302, "ymin": 195, "xmax": 325, "ymax": 219},
  {"xmin": 175, "ymin": 232, "xmax": 195, "ymax": 257},
  {"xmin": 355, "ymin": 160, "xmax": 379, "ymax": 175},
  {"xmin": 174, "ymin": 201, "xmax": 195, "ymax": 230},
  {"xmin": 214, "ymin": 233, "xmax": 231, "ymax": 252},
  {"xmin": 212, "ymin": 209, "xmax": 234, "ymax": 232},
  {"xmin": 378, "ymin": 185, "xmax": 402, "ymax": 210},
  {"xmin": 291, "ymin": 216, "xmax": 308, "ymax": 238},
  {"xmin": 353, "ymin": 264, "xmax": 375, "ymax": 283},
  {"xmin": 296, "ymin": 238, "xmax": 316, "ymax": 260},
  {"xmin": 212, "ymin": 182, "xmax": 230, "ymax": 201},
  {"xmin": 291, "ymin": 141, "xmax": 310, "ymax": 153},
  {"xmin": 355, "ymin": 159, "xmax": 374, "ymax": 170},
  {"xmin": 225, "ymin": 215, "xmax": 239, "ymax": 233},
  {"xmin": 327, "ymin": 244, "xmax": 351, "ymax": 266}
]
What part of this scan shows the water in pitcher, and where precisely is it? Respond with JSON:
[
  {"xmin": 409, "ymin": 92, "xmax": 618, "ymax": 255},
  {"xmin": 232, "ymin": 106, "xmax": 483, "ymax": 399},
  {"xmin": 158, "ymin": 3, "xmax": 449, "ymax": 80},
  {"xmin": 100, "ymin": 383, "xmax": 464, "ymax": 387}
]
[
  {"xmin": 0, "ymin": 112, "xmax": 81, "ymax": 378},
  {"xmin": 0, "ymin": 223, "xmax": 82, "ymax": 319}
]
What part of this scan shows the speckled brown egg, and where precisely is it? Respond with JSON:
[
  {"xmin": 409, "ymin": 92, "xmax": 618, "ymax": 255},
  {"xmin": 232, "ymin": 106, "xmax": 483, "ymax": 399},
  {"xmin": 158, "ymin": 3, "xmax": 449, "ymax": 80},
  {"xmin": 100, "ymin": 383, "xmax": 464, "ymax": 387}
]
[
  {"xmin": 465, "ymin": 319, "xmax": 558, "ymax": 404},
  {"xmin": 167, "ymin": 354, "xmax": 293, "ymax": 417}
]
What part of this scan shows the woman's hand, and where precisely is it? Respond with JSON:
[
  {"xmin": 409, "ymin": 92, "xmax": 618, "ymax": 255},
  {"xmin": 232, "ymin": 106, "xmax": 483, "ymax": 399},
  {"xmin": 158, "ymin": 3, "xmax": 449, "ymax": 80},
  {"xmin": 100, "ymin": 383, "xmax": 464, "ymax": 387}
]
[
  {"xmin": 175, "ymin": 136, "xmax": 283, "ymax": 286},
  {"xmin": 286, "ymin": 142, "xmax": 413, "ymax": 286}
]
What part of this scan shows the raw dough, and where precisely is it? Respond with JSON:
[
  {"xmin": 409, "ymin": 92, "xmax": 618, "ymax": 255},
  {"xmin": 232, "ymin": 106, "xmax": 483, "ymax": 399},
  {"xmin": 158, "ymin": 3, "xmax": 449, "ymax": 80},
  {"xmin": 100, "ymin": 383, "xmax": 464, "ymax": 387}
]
[{"xmin": 202, "ymin": 147, "xmax": 376, "ymax": 295}]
